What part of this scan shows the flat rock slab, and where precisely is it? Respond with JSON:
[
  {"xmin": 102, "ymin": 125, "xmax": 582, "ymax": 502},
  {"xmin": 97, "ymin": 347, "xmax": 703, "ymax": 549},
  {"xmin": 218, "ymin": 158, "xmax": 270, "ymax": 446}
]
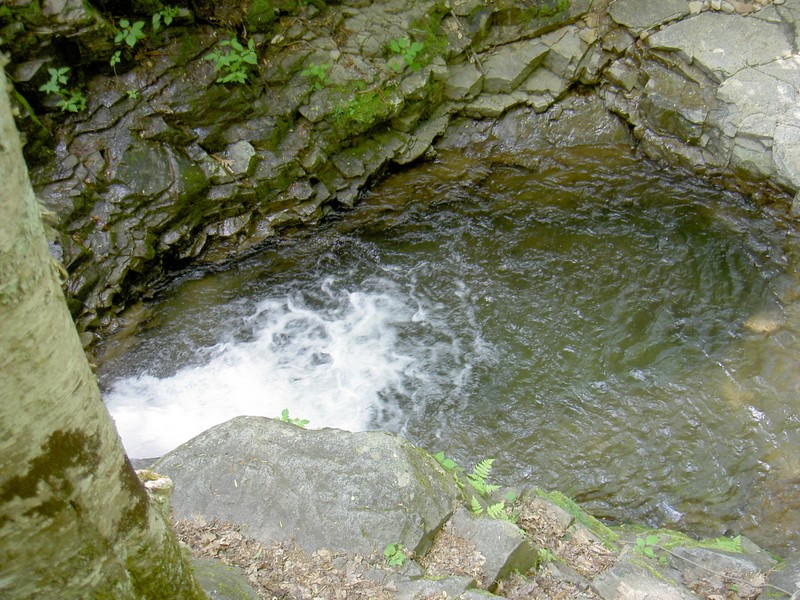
[
  {"xmin": 647, "ymin": 12, "xmax": 793, "ymax": 81},
  {"xmin": 609, "ymin": 0, "xmax": 690, "ymax": 33},
  {"xmin": 591, "ymin": 560, "xmax": 700, "ymax": 599},
  {"xmin": 481, "ymin": 40, "xmax": 549, "ymax": 93},
  {"xmin": 156, "ymin": 416, "xmax": 460, "ymax": 556}
]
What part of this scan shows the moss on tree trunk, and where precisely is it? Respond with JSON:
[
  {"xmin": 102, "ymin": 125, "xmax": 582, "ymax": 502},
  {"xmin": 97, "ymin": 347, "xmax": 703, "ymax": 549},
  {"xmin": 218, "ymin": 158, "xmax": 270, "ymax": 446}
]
[{"xmin": 0, "ymin": 62, "xmax": 207, "ymax": 600}]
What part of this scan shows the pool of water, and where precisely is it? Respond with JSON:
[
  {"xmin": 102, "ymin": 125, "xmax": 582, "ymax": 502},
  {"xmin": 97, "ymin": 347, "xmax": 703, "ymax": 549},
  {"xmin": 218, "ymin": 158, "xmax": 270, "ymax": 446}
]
[{"xmin": 98, "ymin": 147, "xmax": 800, "ymax": 552}]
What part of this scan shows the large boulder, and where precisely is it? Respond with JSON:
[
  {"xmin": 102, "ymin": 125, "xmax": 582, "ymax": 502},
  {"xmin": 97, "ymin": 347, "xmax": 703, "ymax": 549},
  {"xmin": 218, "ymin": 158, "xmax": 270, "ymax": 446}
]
[{"xmin": 155, "ymin": 416, "xmax": 461, "ymax": 556}]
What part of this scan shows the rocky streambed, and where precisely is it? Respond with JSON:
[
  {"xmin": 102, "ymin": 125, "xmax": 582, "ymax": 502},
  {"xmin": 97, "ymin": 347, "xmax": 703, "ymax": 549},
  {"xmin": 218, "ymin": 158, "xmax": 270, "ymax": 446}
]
[{"xmin": 5, "ymin": 0, "xmax": 800, "ymax": 596}]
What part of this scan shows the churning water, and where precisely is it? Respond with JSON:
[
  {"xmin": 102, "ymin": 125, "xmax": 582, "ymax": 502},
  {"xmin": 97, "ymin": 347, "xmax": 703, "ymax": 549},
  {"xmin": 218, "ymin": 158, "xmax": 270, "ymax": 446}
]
[{"xmin": 98, "ymin": 148, "xmax": 800, "ymax": 552}]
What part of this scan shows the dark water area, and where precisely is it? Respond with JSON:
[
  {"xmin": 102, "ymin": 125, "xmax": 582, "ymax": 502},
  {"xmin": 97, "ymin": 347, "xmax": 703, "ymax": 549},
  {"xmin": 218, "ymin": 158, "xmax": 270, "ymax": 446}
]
[{"xmin": 98, "ymin": 147, "xmax": 800, "ymax": 553}]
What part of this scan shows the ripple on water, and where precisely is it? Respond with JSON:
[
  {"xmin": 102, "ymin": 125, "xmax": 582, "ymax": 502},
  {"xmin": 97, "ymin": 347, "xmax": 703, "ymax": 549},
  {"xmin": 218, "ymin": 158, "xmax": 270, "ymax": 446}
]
[{"xmin": 98, "ymin": 148, "xmax": 800, "ymax": 552}]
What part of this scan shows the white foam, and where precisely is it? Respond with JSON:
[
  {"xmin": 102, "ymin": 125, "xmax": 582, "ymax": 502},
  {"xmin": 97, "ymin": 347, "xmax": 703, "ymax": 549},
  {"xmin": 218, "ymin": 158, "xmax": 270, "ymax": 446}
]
[{"xmin": 105, "ymin": 280, "xmax": 416, "ymax": 457}]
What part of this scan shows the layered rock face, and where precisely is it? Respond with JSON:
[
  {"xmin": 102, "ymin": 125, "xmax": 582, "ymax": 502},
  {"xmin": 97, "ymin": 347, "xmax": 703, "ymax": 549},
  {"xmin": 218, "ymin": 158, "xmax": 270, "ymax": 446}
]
[{"xmin": 2, "ymin": 0, "xmax": 798, "ymax": 336}]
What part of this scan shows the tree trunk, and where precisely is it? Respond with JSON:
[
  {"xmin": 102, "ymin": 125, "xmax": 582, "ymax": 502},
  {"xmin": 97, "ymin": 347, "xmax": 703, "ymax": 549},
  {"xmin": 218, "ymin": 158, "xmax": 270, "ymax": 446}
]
[{"xmin": 0, "ymin": 63, "xmax": 206, "ymax": 599}]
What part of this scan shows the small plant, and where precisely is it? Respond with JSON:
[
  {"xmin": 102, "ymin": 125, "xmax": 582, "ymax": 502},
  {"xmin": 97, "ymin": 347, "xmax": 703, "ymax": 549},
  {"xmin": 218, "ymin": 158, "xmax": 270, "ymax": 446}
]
[
  {"xmin": 152, "ymin": 5, "xmax": 179, "ymax": 33},
  {"xmin": 634, "ymin": 534, "xmax": 666, "ymax": 564},
  {"xmin": 435, "ymin": 452, "xmax": 515, "ymax": 522},
  {"xmin": 204, "ymin": 37, "xmax": 258, "ymax": 84},
  {"xmin": 38, "ymin": 67, "xmax": 86, "ymax": 112},
  {"xmin": 115, "ymin": 18, "xmax": 147, "ymax": 48},
  {"xmin": 126, "ymin": 89, "xmax": 140, "ymax": 99},
  {"xmin": 470, "ymin": 496, "xmax": 512, "ymax": 521},
  {"xmin": 278, "ymin": 408, "xmax": 309, "ymax": 428},
  {"xmin": 300, "ymin": 62, "xmax": 330, "ymax": 90},
  {"xmin": 388, "ymin": 37, "xmax": 425, "ymax": 72},
  {"xmin": 467, "ymin": 458, "xmax": 500, "ymax": 496},
  {"xmin": 384, "ymin": 542, "xmax": 407, "ymax": 567},
  {"xmin": 433, "ymin": 451, "xmax": 462, "ymax": 474},
  {"xmin": 537, "ymin": 547, "xmax": 557, "ymax": 564},
  {"xmin": 39, "ymin": 67, "xmax": 69, "ymax": 96}
]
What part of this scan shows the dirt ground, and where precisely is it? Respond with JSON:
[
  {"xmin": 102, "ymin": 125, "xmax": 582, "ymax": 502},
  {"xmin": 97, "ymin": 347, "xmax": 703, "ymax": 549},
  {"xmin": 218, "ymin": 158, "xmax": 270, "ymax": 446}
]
[{"xmin": 173, "ymin": 495, "xmax": 618, "ymax": 599}]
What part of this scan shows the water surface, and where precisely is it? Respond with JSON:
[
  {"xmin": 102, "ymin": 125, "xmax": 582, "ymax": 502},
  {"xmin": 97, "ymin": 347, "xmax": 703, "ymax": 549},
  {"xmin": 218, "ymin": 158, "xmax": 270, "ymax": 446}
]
[{"xmin": 99, "ymin": 148, "xmax": 800, "ymax": 552}]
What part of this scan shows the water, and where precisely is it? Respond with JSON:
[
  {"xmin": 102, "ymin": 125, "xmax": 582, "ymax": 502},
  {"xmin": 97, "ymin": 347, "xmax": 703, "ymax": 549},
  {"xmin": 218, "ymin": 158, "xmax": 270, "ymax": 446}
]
[{"xmin": 98, "ymin": 148, "xmax": 800, "ymax": 552}]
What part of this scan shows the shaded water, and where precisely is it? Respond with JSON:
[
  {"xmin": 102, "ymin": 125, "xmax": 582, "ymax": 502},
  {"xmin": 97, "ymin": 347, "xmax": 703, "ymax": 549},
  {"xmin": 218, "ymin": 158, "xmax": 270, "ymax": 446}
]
[{"xmin": 98, "ymin": 148, "xmax": 800, "ymax": 552}]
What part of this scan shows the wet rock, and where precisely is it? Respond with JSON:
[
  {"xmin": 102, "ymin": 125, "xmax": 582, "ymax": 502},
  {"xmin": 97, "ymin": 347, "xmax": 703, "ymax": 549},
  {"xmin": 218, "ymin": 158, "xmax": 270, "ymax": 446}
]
[
  {"xmin": 155, "ymin": 416, "xmax": 461, "ymax": 556},
  {"xmin": 463, "ymin": 92, "xmax": 526, "ymax": 119}
]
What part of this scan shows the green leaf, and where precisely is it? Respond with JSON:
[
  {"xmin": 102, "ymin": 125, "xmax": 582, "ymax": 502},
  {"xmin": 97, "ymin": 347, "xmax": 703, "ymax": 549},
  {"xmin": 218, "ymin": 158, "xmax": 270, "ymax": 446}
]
[
  {"xmin": 39, "ymin": 80, "xmax": 60, "ymax": 95},
  {"xmin": 470, "ymin": 495, "xmax": 483, "ymax": 514},
  {"xmin": 152, "ymin": 13, "xmax": 162, "ymax": 33},
  {"xmin": 636, "ymin": 537, "xmax": 646, "ymax": 548},
  {"xmin": 487, "ymin": 501, "xmax": 507, "ymax": 520},
  {"xmin": 645, "ymin": 534, "xmax": 659, "ymax": 546}
]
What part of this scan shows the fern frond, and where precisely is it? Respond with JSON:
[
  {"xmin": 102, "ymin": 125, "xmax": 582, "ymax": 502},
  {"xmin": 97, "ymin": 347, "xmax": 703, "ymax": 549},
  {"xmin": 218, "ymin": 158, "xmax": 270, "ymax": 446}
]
[
  {"xmin": 486, "ymin": 501, "xmax": 507, "ymax": 520},
  {"xmin": 470, "ymin": 495, "xmax": 484, "ymax": 515},
  {"xmin": 470, "ymin": 458, "xmax": 494, "ymax": 482}
]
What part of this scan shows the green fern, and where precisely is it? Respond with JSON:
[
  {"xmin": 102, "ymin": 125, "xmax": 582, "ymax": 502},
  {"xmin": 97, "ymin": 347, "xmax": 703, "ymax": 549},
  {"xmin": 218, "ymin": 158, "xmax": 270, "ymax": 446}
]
[
  {"xmin": 470, "ymin": 495, "xmax": 483, "ymax": 515},
  {"xmin": 486, "ymin": 501, "xmax": 508, "ymax": 520},
  {"xmin": 467, "ymin": 458, "xmax": 500, "ymax": 495}
]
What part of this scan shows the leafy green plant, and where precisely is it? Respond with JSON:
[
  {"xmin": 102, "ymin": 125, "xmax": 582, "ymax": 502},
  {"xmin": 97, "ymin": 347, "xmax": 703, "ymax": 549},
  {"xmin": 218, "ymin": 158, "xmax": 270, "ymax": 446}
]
[
  {"xmin": 467, "ymin": 458, "xmax": 500, "ymax": 496},
  {"xmin": 278, "ymin": 408, "xmax": 309, "ymax": 428},
  {"xmin": 204, "ymin": 37, "xmax": 258, "ymax": 84},
  {"xmin": 38, "ymin": 67, "xmax": 86, "ymax": 113},
  {"xmin": 470, "ymin": 495, "xmax": 512, "ymax": 521},
  {"xmin": 388, "ymin": 37, "xmax": 425, "ymax": 72},
  {"xmin": 152, "ymin": 5, "xmax": 179, "ymax": 33},
  {"xmin": 300, "ymin": 62, "xmax": 330, "ymax": 90},
  {"xmin": 537, "ymin": 547, "xmax": 557, "ymax": 564},
  {"xmin": 435, "ymin": 452, "xmax": 515, "ymax": 522},
  {"xmin": 115, "ymin": 18, "xmax": 147, "ymax": 48},
  {"xmin": 56, "ymin": 91, "xmax": 88, "ymax": 113},
  {"xmin": 434, "ymin": 451, "xmax": 462, "ymax": 474},
  {"xmin": 39, "ymin": 67, "xmax": 69, "ymax": 96},
  {"xmin": 634, "ymin": 534, "xmax": 667, "ymax": 564},
  {"xmin": 384, "ymin": 542, "xmax": 407, "ymax": 566}
]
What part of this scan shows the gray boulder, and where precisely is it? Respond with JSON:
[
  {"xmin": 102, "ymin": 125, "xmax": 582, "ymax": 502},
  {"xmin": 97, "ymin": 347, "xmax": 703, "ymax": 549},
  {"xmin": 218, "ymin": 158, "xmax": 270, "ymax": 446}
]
[{"xmin": 155, "ymin": 416, "xmax": 461, "ymax": 557}]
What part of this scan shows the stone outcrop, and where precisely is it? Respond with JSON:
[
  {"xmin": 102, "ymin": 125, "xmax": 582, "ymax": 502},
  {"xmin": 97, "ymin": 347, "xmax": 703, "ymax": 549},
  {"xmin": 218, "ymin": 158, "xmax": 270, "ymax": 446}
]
[
  {"xmin": 602, "ymin": 0, "xmax": 800, "ymax": 202},
  {"xmin": 154, "ymin": 416, "xmax": 797, "ymax": 599},
  {"xmin": 154, "ymin": 416, "xmax": 461, "ymax": 556},
  {"xmin": 8, "ymin": 0, "xmax": 800, "ymax": 339}
]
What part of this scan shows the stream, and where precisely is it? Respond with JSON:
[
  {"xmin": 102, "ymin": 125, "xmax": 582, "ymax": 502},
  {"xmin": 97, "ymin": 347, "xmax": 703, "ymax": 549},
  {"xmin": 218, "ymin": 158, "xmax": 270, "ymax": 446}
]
[{"xmin": 97, "ymin": 147, "xmax": 800, "ymax": 553}]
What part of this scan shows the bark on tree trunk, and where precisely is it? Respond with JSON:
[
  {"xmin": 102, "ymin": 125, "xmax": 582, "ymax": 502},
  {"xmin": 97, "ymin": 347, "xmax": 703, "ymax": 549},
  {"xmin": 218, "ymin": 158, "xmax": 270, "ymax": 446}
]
[{"xmin": 0, "ymin": 63, "xmax": 206, "ymax": 599}]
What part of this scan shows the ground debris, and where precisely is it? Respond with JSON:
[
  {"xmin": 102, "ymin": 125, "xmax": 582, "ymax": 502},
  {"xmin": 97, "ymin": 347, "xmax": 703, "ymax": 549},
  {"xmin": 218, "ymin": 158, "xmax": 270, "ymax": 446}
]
[{"xmin": 174, "ymin": 517, "xmax": 396, "ymax": 599}]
